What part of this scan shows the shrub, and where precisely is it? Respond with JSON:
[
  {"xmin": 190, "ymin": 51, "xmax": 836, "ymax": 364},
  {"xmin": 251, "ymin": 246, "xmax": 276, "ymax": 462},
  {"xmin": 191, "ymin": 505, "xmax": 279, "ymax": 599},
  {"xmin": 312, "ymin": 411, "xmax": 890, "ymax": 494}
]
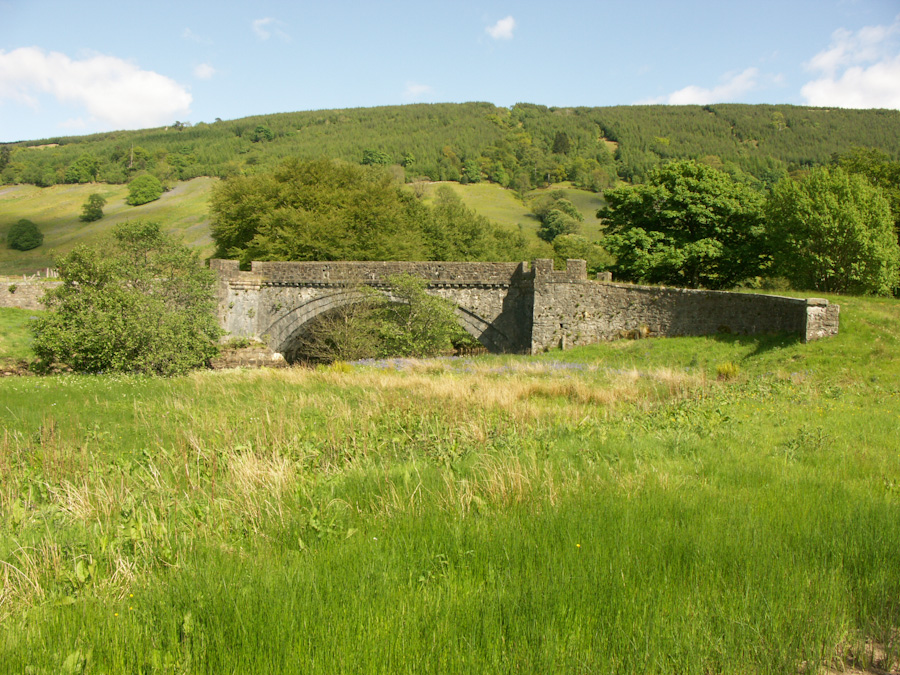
[
  {"xmin": 126, "ymin": 175, "xmax": 163, "ymax": 206},
  {"xmin": 32, "ymin": 221, "xmax": 221, "ymax": 375},
  {"xmin": 6, "ymin": 219, "xmax": 44, "ymax": 251}
]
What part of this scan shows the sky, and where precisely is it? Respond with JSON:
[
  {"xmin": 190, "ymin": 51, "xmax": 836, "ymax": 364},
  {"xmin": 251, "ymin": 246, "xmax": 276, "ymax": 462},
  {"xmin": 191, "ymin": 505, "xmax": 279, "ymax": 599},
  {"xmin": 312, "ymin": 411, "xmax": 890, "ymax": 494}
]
[{"xmin": 1, "ymin": 0, "xmax": 900, "ymax": 142}]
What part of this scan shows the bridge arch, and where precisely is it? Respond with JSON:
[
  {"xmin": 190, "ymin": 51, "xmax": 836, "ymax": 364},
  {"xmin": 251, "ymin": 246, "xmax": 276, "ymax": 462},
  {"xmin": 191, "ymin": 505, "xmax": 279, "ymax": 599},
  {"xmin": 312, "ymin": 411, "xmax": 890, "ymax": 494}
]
[{"xmin": 260, "ymin": 286, "xmax": 518, "ymax": 361}]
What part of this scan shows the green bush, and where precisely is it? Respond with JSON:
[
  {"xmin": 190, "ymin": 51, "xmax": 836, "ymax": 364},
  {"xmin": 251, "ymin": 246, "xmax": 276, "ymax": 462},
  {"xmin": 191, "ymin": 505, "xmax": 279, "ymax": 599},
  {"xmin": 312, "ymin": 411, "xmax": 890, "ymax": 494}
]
[
  {"xmin": 126, "ymin": 174, "xmax": 163, "ymax": 206},
  {"xmin": 6, "ymin": 218, "xmax": 44, "ymax": 251},
  {"xmin": 32, "ymin": 221, "xmax": 221, "ymax": 375}
]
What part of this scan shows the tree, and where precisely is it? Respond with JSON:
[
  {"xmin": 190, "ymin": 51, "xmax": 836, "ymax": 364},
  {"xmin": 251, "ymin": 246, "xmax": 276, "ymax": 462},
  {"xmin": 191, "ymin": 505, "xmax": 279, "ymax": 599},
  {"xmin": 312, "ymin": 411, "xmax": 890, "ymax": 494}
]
[
  {"xmin": 552, "ymin": 234, "xmax": 612, "ymax": 276},
  {"xmin": 79, "ymin": 193, "xmax": 107, "ymax": 222},
  {"xmin": 291, "ymin": 274, "xmax": 467, "ymax": 363},
  {"xmin": 250, "ymin": 125, "xmax": 274, "ymax": 142},
  {"xmin": 6, "ymin": 219, "xmax": 44, "ymax": 251},
  {"xmin": 32, "ymin": 221, "xmax": 222, "ymax": 375},
  {"xmin": 65, "ymin": 154, "xmax": 100, "ymax": 183},
  {"xmin": 211, "ymin": 158, "xmax": 429, "ymax": 266},
  {"xmin": 598, "ymin": 160, "xmax": 766, "ymax": 289},
  {"xmin": 531, "ymin": 192, "xmax": 584, "ymax": 243},
  {"xmin": 126, "ymin": 174, "xmax": 163, "ymax": 206},
  {"xmin": 766, "ymin": 167, "xmax": 900, "ymax": 296},
  {"xmin": 362, "ymin": 149, "xmax": 392, "ymax": 166}
]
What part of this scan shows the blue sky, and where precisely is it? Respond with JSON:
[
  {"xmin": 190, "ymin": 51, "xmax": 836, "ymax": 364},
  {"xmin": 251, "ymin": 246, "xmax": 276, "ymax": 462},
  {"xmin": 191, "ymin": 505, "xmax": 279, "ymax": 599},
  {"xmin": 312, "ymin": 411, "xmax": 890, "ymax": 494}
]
[{"xmin": 2, "ymin": 0, "xmax": 899, "ymax": 142}]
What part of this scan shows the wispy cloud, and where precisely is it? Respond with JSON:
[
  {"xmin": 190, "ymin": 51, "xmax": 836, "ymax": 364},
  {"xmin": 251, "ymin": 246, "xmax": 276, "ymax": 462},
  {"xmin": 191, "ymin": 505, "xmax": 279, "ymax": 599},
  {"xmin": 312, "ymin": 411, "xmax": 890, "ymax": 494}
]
[
  {"xmin": 252, "ymin": 17, "xmax": 290, "ymax": 42},
  {"xmin": 194, "ymin": 63, "xmax": 215, "ymax": 80},
  {"xmin": 801, "ymin": 18, "xmax": 900, "ymax": 108},
  {"xmin": 182, "ymin": 27, "xmax": 212, "ymax": 45},
  {"xmin": 640, "ymin": 68, "xmax": 760, "ymax": 105},
  {"xmin": 486, "ymin": 16, "xmax": 515, "ymax": 40},
  {"xmin": 0, "ymin": 47, "xmax": 191, "ymax": 129},
  {"xmin": 403, "ymin": 82, "xmax": 433, "ymax": 102}
]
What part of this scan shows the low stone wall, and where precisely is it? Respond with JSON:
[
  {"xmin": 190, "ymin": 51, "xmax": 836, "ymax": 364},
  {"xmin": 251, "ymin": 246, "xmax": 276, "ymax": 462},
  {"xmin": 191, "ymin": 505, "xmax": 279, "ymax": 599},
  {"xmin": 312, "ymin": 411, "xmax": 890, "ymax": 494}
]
[
  {"xmin": 0, "ymin": 281, "xmax": 58, "ymax": 311},
  {"xmin": 531, "ymin": 276, "xmax": 839, "ymax": 351}
]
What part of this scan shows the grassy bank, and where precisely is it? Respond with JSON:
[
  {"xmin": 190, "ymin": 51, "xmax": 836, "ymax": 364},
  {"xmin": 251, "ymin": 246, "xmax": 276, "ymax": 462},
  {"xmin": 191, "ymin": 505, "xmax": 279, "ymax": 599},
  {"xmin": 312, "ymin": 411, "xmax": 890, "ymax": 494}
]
[{"xmin": 0, "ymin": 297, "xmax": 898, "ymax": 673}]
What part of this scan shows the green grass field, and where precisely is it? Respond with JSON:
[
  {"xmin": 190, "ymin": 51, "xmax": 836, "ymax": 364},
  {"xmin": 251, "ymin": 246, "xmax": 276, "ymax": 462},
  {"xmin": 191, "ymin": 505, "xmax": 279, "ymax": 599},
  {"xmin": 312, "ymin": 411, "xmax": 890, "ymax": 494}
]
[
  {"xmin": 1, "ymin": 295, "xmax": 898, "ymax": 673},
  {"xmin": 0, "ymin": 179, "xmax": 215, "ymax": 275}
]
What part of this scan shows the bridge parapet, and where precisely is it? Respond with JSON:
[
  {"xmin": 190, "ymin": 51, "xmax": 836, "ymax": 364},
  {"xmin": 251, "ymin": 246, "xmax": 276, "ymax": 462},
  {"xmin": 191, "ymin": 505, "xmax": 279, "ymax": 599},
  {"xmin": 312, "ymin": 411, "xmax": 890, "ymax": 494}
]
[{"xmin": 247, "ymin": 260, "xmax": 532, "ymax": 288}]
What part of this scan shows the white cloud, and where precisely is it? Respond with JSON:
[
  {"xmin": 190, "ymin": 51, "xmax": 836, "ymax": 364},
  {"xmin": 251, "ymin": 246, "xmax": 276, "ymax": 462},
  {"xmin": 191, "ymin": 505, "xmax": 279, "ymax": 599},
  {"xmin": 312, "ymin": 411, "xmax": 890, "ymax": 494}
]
[
  {"xmin": 253, "ymin": 17, "xmax": 290, "ymax": 42},
  {"xmin": 642, "ymin": 68, "xmax": 760, "ymax": 105},
  {"xmin": 194, "ymin": 63, "xmax": 216, "ymax": 80},
  {"xmin": 403, "ymin": 82, "xmax": 433, "ymax": 102},
  {"xmin": 0, "ymin": 47, "xmax": 192, "ymax": 130},
  {"xmin": 487, "ymin": 16, "xmax": 515, "ymax": 40},
  {"xmin": 801, "ymin": 18, "xmax": 900, "ymax": 108}
]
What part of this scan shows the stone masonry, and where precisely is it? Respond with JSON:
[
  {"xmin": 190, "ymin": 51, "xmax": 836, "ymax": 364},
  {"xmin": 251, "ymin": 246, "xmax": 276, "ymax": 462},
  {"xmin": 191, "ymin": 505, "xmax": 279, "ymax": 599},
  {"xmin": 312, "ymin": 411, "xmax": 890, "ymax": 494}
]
[{"xmin": 212, "ymin": 259, "xmax": 839, "ymax": 358}]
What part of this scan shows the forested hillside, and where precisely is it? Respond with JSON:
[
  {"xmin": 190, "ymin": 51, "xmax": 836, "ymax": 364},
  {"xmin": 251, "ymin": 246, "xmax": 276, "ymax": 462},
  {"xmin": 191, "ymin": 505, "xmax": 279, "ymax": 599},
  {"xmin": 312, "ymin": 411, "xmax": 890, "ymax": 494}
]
[{"xmin": 3, "ymin": 103, "xmax": 899, "ymax": 192}]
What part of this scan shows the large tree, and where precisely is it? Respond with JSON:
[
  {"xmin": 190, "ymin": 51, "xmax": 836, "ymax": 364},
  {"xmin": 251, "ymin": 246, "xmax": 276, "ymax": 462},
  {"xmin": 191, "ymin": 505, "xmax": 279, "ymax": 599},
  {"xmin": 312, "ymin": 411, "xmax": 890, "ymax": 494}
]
[
  {"xmin": 598, "ymin": 160, "xmax": 766, "ymax": 289},
  {"xmin": 210, "ymin": 158, "xmax": 526, "ymax": 267},
  {"xmin": 6, "ymin": 219, "xmax": 44, "ymax": 251},
  {"xmin": 32, "ymin": 221, "xmax": 221, "ymax": 375},
  {"xmin": 766, "ymin": 167, "xmax": 900, "ymax": 296}
]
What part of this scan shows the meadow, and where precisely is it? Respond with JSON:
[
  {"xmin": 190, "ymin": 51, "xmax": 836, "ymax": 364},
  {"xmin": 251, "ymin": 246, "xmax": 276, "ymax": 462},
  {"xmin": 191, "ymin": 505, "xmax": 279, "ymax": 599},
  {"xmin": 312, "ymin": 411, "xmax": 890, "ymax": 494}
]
[
  {"xmin": 0, "ymin": 179, "xmax": 215, "ymax": 275},
  {"xmin": 0, "ymin": 293, "xmax": 898, "ymax": 673}
]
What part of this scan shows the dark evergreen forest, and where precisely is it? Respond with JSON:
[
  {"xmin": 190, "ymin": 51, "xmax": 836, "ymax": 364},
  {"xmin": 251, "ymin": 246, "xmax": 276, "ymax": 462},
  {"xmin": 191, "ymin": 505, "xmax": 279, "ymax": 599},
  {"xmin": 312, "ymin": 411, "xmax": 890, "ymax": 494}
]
[{"xmin": 3, "ymin": 103, "xmax": 899, "ymax": 191}]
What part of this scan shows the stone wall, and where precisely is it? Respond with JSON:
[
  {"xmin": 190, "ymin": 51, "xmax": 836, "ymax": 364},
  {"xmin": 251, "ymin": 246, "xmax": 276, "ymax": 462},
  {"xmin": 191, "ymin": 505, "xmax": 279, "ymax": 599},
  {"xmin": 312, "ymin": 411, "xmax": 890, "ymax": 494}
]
[
  {"xmin": 0, "ymin": 281, "xmax": 58, "ymax": 311},
  {"xmin": 530, "ymin": 260, "xmax": 839, "ymax": 351}
]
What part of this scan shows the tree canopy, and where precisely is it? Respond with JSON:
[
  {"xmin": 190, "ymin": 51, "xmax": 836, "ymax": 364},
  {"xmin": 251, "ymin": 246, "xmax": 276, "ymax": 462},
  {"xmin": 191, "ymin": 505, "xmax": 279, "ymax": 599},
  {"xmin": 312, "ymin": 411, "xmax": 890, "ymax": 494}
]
[
  {"xmin": 210, "ymin": 158, "xmax": 526, "ymax": 268},
  {"xmin": 6, "ymin": 218, "xmax": 44, "ymax": 251},
  {"xmin": 766, "ymin": 167, "xmax": 900, "ymax": 296},
  {"xmin": 32, "ymin": 221, "xmax": 221, "ymax": 375},
  {"xmin": 126, "ymin": 174, "xmax": 163, "ymax": 206},
  {"xmin": 79, "ymin": 193, "xmax": 106, "ymax": 222},
  {"xmin": 598, "ymin": 160, "xmax": 766, "ymax": 289}
]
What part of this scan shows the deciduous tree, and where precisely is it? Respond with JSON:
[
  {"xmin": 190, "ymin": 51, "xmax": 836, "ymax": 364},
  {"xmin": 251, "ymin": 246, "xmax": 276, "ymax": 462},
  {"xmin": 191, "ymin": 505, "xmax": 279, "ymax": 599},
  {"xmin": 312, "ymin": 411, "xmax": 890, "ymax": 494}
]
[
  {"xmin": 766, "ymin": 167, "xmax": 899, "ymax": 296},
  {"xmin": 79, "ymin": 193, "xmax": 106, "ymax": 222},
  {"xmin": 6, "ymin": 219, "xmax": 44, "ymax": 251},
  {"xmin": 32, "ymin": 221, "xmax": 221, "ymax": 375},
  {"xmin": 599, "ymin": 160, "xmax": 766, "ymax": 289}
]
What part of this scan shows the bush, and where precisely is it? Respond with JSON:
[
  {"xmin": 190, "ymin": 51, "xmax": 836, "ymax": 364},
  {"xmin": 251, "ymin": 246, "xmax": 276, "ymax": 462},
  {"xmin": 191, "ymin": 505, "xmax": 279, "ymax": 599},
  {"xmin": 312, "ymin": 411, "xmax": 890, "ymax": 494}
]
[
  {"xmin": 32, "ymin": 221, "xmax": 221, "ymax": 375},
  {"xmin": 6, "ymin": 219, "xmax": 44, "ymax": 251},
  {"xmin": 126, "ymin": 174, "xmax": 163, "ymax": 206}
]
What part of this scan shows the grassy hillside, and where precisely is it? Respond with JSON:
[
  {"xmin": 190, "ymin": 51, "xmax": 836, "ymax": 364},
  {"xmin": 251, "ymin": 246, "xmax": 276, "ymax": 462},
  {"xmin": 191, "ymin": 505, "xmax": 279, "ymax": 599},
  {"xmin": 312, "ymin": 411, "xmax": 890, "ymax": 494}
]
[
  {"xmin": 1, "ymin": 296, "xmax": 899, "ymax": 672},
  {"xmin": 2, "ymin": 179, "xmax": 605, "ymax": 275},
  {"xmin": 0, "ymin": 178, "xmax": 215, "ymax": 274}
]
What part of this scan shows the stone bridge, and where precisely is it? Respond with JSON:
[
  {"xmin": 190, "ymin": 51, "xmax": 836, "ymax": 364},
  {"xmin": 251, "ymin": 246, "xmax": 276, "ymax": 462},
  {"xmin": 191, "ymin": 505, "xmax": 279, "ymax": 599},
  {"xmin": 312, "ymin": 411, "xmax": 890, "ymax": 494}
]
[{"xmin": 210, "ymin": 259, "xmax": 839, "ymax": 359}]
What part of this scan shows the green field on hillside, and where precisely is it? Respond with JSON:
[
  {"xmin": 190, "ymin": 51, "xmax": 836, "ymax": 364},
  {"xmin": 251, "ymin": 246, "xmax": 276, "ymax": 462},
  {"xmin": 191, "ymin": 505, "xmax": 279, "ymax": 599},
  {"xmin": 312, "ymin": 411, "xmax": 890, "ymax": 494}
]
[
  {"xmin": 0, "ymin": 178, "xmax": 215, "ymax": 274},
  {"xmin": 1, "ymin": 295, "xmax": 898, "ymax": 673}
]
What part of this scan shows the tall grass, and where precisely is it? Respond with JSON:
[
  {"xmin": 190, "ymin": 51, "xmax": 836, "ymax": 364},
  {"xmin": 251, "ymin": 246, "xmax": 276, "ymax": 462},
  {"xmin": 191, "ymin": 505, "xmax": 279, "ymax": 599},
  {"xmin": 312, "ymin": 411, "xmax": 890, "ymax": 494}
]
[{"xmin": 0, "ymin": 296, "xmax": 898, "ymax": 672}]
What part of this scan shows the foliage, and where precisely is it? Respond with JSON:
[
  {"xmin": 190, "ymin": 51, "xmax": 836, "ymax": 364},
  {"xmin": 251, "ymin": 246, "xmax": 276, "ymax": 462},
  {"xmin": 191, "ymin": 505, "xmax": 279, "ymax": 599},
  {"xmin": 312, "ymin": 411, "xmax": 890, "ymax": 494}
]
[
  {"xmin": 766, "ymin": 166, "xmax": 900, "ymax": 295},
  {"xmin": 293, "ymin": 273, "xmax": 467, "ymax": 363},
  {"xmin": 531, "ymin": 191, "xmax": 585, "ymax": 243},
  {"xmin": 79, "ymin": 193, "xmax": 106, "ymax": 222},
  {"xmin": 250, "ymin": 125, "xmax": 274, "ymax": 142},
  {"xmin": 5, "ymin": 103, "xmax": 897, "ymax": 193},
  {"xmin": 64, "ymin": 153, "xmax": 100, "ymax": 183},
  {"xmin": 126, "ymin": 174, "xmax": 163, "ymax": 206},
  {"xmin": 210, "ymin": 158, "xmax": 527, "ymax": 267},
  {"xmin": 599, "ymin": 160, "xmax": 767, "ymax": 289},
  {"xmin": 833, "ymin": 146, "xmax": 900, "ymax": 231},
  {"xmin": 551, "ymin": 234, "xmax": 612, "ymax": 275},
  {"xmin": 31, "ymin": 221, "xmax": 221, "ymax": 375},
  {"xmin": 6, "ymin": 218, "xmax": 44, "ymax": 250},
  {"xmin": 362, "ymin": 149, "xmax": 392, "ymax": 166}
]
